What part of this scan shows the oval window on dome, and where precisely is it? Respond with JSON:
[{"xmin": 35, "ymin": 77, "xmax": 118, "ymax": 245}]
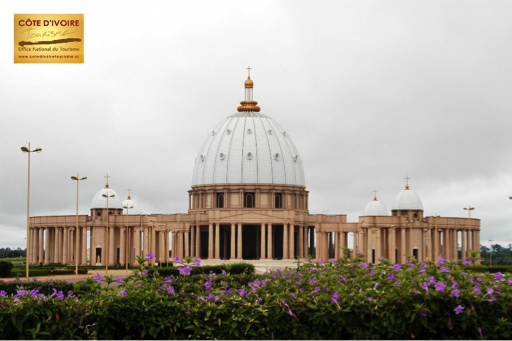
[
  {"xmin": 200, "ymin": 155, "xmax": 205, "ymax": 162},
  {"xmin": 274, "ymin": 153, "xmax": 280, "ymax": 161},
  {"xmin": 247, "ymin": 152, "xmax": 253, "ymax": 160},
  {"xmin": 219, "ymin": 152, "xmax": 225, "ymax": 160},
  {"xmin": 293, "ymin": 155, "xmax": 298, "ymax": 162},
  {"xmin": 268, "ymin": 129, "xmax": 272, "ymax": 135},
  {"xmin": 226, "ymin": 129, "xmax": 231, "ymax": 135},
  {"xmin": 247, "ymin": 128, "xmax": 252, "ymax": 134},
  {"xmin": 283, "ymin": 131, "xmax": 287, "ymax": 136},
  {"xmin": 212, "ymin": 131, "xmax": 216, "ymax": 136}
]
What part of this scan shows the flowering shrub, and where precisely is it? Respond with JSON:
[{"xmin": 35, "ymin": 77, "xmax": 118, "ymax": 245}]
[{"xmin": 1, "ymin": 254, "xmax": 512, "ymax": 339}]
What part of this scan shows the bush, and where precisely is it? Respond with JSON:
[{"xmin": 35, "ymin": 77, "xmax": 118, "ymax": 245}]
[
  {"xmin": 461, "ymin": 265, "xmax": 512, "ymax": 273},
  {"xmin": 0, "ymin": 261, "xmax": 13, "ymax": 277}
]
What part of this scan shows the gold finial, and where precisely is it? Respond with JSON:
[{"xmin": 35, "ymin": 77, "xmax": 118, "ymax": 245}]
[
  {"xmin": 127, "ymin": 187, "xmax": 132, "ymax": 200},
  {"xmin": 238, "ymin": 67, "xmax": 260, "ymax": 112},
  {"xmin": 245, "ymin": 66, "xmax": 254, "ymax": 89},
  {"xmin": 404, "ymin": 175, "xmax": 410, "ymax": 190},
  {"xmin": 104, "ymin": 173, "xmax": 111, "ymax": 188},
  {"xmin": 373, "ymin": 189, "xmax": 378, "ymax": 201},
  {"xmin": 247, "ymin": 66, "xmax": 251, "ymax": 77}
]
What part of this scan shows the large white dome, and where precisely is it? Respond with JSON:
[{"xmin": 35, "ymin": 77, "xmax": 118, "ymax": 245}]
[
  {"xmin": 363, "ymin": 199, "xmax": 388, "ymax": 216},
  {"xmin": 91, "ymin": 186, "xmax": 123, "ymax": 209},
  {"xmin": 392, "ymin": 189, "xmax": 423, "ymax": 210},
  {"xmin": 192, "ymin": 112, "xmax": 305, "ymax": 186}
]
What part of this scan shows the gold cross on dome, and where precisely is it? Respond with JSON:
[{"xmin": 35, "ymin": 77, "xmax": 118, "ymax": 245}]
[
  {"xmin": 404, "ymin": 175, "xmax": 411, "ymax": 189},
  {"xmin": 104, "ymin": 173, "xmax": 111, "ymax": 187},
  {"xmin": 373, "ymin": 189, "xmax": 378, "ymax": 201},
  {"xmin": 247, "ymin": 66, "xmax": 251, "ymax": 77}
]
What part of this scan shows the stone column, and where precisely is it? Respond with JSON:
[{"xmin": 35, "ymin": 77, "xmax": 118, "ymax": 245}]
[
  {"xmin": 184, "ymin": 230, "xmax": 190, "ymax": 258},
  {"xmin": 159, "ymin": 231, "xmax": 165, "ymax": 265},
  {"xmin": 89, "ymin": 227, "xmax": 95, "ymax": 265},
  {"xmin": 143, "ymin": 227, "xmax": 149, "ymax": 256},
  {"xmin": 208, "ymin": 223, "xmax": 214, "ymax": 259},
  {"xmin": 334, "ymin": 232, "xmax": 339, "ymax": 260},
  {"xmin": 44, "ymin": 228, "xmax": 50, "ymax": 264},
  {"xmin": 352, "ymin": 232, "xmax": 357, "ymax": 259},
  {"xmin": 389, "ymin": 227, "xmax": 396, "ymax": 263},
  {"xmin": 63, "ymin": 227, "xmax": 68, "ymax": 265},
  {"xmin": 109, "ymin": 227, "xmax": 115, "ymax": 266},
  {"xmin": 260, "ymin": 224, "xmax": 266, "ymax": 259},
  {"xmin": 237, "ymin": 224, "xmax": 242, "ymax": 259},
  {"xmin": 283, "ymin": 224, "xmax": 289, "ymax": 259},
  {"xmin": 120, "ymin": 227, "xmax": 126, "ymax": 265},
  {"xmin": 38, "ymin": 228, "xmax": 44, "ymax": 265},
  {"xmin": 134, "ymin": 228, "xmax": 141, "ymax": 260},
  {"xmin": 268, "ymin": 224, "xmax": 273, "ymax": 260},
  {"xmin": 433, "ymin": 228, "xmax": 439, "ymax": 263},
  {"xmin": 53, "ymin": 228, "xmax": 59, "ymax": 263},
  {"xmin": 400, "ymin": 228, "xmax": 407, "ymax": 264},
  {"xmin": 290, "ymin": 225, "xmax": 295, "ymax": 259},
  {"xmin": 340, "ymin": 232, "xmax": 346, "ymax": 259},
  {"xmin": 196, "ymin": 226, "xmax": 201, "ymax": 259},
  {"xmin": 191, "ymin": 225, "xmax": 195, "ymax": 258},
  {"xmin": 303, "ymin": 226, "xmax": 307, "ymax": 258},
  {"xmin": 231, "ymin": 224, "xmax": 236, "ymax": 260},
  {"xmin": 461, "ymin": 230, "xmax": 466, "ymax": 261},
  {"xmin": 298, "ymin": 226, "xmax": 303, "ymax": 259},
  {"xmin": 215, "ymin": 224, "xmax": 220, "ymax": 259},
  {"xmin": 453, "ymin": 230, "xmax": 459, "ymax": 263}
]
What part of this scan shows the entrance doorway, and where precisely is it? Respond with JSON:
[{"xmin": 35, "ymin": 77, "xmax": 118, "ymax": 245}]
[
  {"xmin": 242, "ymin": 225, "xmax": 257, "ymax": 259},
  {"xmin": 200, "ymin": 231, "xmax": 208, "ymax": 259}
]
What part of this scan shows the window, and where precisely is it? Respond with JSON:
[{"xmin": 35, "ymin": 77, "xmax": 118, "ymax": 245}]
[
  {"xmin": 244, "ymin": 192, "xmax": 255, "ymax": 208},
  {"xmin": 216, "ymin": 193, "xmax": 224, "ymax": 208},
  {"xmin": 275, "ymin": 193, "xmax": 283, "ymax": 208}
]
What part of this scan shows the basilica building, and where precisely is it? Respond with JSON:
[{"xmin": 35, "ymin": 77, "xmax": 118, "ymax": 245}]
[{"xmin": 28, "ymin": 73, "xmax": 481, "ymax": 266}]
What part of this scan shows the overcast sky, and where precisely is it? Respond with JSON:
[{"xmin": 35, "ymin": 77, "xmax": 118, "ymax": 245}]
[{"xmin": 1, "ymin": 1, "xmax": 511, "ymax": 249}]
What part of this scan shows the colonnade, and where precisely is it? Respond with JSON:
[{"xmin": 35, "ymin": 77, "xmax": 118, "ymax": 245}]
[
  {"xmin": 28, "ymin": 226, "xmax": 87, "ymax": 265},
  {"xmin": 172, "ymin": 223, "xmax": 313, "ymax": 260}
]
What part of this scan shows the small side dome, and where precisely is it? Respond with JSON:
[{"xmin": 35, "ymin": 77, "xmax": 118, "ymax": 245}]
[
  {"xmin": 363, "ymin": 200, "xmax": 388, "ymax": 216},
  {"xmin": 122, "ymin": 197, "xmax": 142, "ymax": 215},
  {"xmin": 91, "ymin": 185, "xmax": 123, "ymax": 209},
  {"xmin": 392, "ymin": 189, "xmax": 423, "ymax": 211}
]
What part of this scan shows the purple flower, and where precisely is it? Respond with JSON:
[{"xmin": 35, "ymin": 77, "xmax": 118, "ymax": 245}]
[
  {"xmin": 434, "ymin": 282, "xmax": 446, "ymax": 293},
  {"xmin": 30, "ymin": 288, "xmax": 39, "ymax": 298},
  {"xmin": 369, "ymin": 297, "xmax": 374, "ymax": 301},
  {"xmin": 451, "ymin": 289, "xmax": 460, "ymax": 298},
  {"xmin": 420, "ymin": 309, "xmax": 427, "ymax": 317},
  {"xmin": 192, "ymin": 258, "xmax": 201, "ymax": 266},
  {"xmin": 486, "ymin": 288, "xmax": 494, "ymax": 295},
  {"xmin": 93, "ymin": 272, "xmax": 102, "ymax": 282},
  {"xmin": 237, "ymin": 288, "xmax": 247, "ymax": 297},
  {"xmin": 358, "ymin": 262, "xmax": 370, "ymax": 269},
  {"xmin": 387, "ymin": 273, "xmax": 395, "ymax": 281},
  {"xmin": 120, "ymin": 288, "xmax": 126, "ymax": 298},
  {"xmin": 356, "ymin": 250, "xmax": 361, "ymax": 254},
  {"xmin": 173, "ymin": 256, "xmax": 182, "ymax": 264},
  {"xmin": 451, "ymin": 281, "xmax": 458, "ymax": 289},
  {"xmin": 486, "ymin": 296, "xmax": 496, "ymax": 303},
  {"xmin": 178, "ymin": 266, "xmax": 192, "ymax": 276},
  {"xmin": 437, "ymin": 254, "xmax": 446, "ymax": 265},
  {"xmin": 145, "ymin": 251, "xmax": 155, "ymax": 261},
  {"xmin": 56, "ymin": 291, "xmax": 64, "ymax": 300},
  {"xmin": 141, "ymin": 269, "xmax": 148, "ymax": 276},
  {"xmin": 329, "ymin": 258, "xmax": 335, "ymax": 263},
  {"xmin": 331, "ymin": 291, "xmax": 339, "ymax": 305},
  {"xmin": 473, "ymin": 285, "xmax": 481, "ymax": 294},
  {"xmin": 393, "ymin": 264, "xmax": 401, "ymax": 272},
  {"xmin": 462, "ymin": 258, "xmax": 472, "ymax": 265},
  {"xmin": 508, "ymin": 277, "xmax": 512, "ymax": 286},
  {"xmin": 203, "ymin": 278, "xmax": 212, "ymax": 293},
  {"xmin": 440, "ymin": 267, "xmax": 450, "ymax": 273},
  {"xmin": 374, "ymin": 282, "xmax": 380, "ymax": 289},
  {"xmin": 221, "ymin": 269, "xmax": 227, "ymax": 275},
  {"xmin": 115, "ymin": 276, "xmax": 123, "ymax": 285},
  {"xmin": 418, "ymin": 266, "xmax": 426, "ymax": 275},
  {"xmin": 318, "ymin": 261, "xmax": 324, "ymax": 266},
  {"xmin": 66, "ymin": 292, "xmax": 75, "ymax": 299},
  {"xmin": 454, "ymin": 305, "xmax": 465, "ymax": 315},
  {"xmin": 0, "ymin": 291, "xmax": 6, "ymax": 296},
  {"xmin": 427, "ymin": 276, "xmax": 437, "ymax": 285},
  {"xmin": 421, "ymin": 282, "xmax": 429, "ymax": 293},
  {"xmin": 494, "ymin": 272, "xmax": 504, "ymax": 282},
  {"xmin": 167, "ymin": 285, "xmax": 175, "ymax": 295},
  {"xmin": 197, "ymin": 296, "xmax": 207, "ymax": 303},
  {"xmin": 312, "ymin": 287, "xmax": 321, "ymax": 294}
]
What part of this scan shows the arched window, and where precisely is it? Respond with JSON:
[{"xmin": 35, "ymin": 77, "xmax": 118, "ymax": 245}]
[
  {"xmin": 216, "ymin": 193, "xmax": 224, "ymax": 208},
  {"xmin": 275, "ymin": 193, "xmax": 283, "ymax": 208},
  {"xmin": 244, "ymin": 192, "xmax": 255, "ymax": 208}
]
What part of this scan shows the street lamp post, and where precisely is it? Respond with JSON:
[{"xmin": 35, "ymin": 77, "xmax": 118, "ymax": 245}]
[
  {"xmin": 21, "ymin": 143, "xmax": 42, "ymax": 280},
  {"xmin": 123, "ymin": 204, "xmax": 133, "ymax": 272},
  {"xmin": 463, "ymin": 206, "xmax": 475, "ymax": 259},
  {"xmin": 102, "ymin": 191, "xmax": 115, "ymax": 274},
  {"xmin": 148, "ymin": 218, "xmax": 157, "ymax": 267},
  {"xmin": 71, "ymin": 174, "xmax": 87, "ymax": 275}
]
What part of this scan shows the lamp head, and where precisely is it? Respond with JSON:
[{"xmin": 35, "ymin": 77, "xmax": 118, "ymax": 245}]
[
  {"xmin": 21, "ymin": 146, "xmax": 28, "ymax": 153},
  {"xmin": 35, "ymin": 148, "xmax": 42, "ymax": 153},
  {"xmin": 71, "ymin": 176, "xmax": 78, "ymax": 180}
]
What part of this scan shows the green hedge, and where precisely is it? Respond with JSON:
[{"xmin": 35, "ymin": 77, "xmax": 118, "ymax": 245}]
[
  {"xmin": 7, "ymin": 268, "xmax": 88, "ymax": 278},
  {"xmin": 460, "ymin": 265, "xmax": 512, "ymax": 273},
  {"xmin": 148, "ymin": 263, "xmax": 255, "ymax": 277},
  {"xmin": 0, "ymin": 279, "xmax": 95, "ymax": 297}
]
